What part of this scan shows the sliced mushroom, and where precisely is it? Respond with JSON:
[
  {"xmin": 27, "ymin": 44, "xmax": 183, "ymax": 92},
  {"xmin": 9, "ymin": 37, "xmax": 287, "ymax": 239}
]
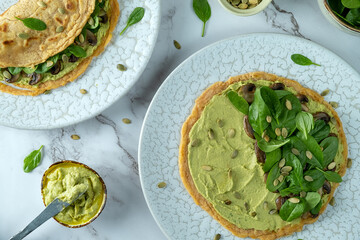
[
  {"xmin": 275, "ymin": 196, "xmax": 288, "ymax": 210},
  {"xmin": 99, "ymin": 13, "xmax": 108, "ymax": 24},
  {"xmin": 243, "ymin": 115, "xmax": 255, "ymax": 139},
  {"xmin": 313, "ymin": 112, "xmax": 330, "ymax": 123},
  {"xmin": 270, "ymin": 83, "xmax": 285, "ymax": 90},
  {"xmin": 69, "ymin": 54, "xmax": 79, "ymax": 63},
  {"xmin": 50, "ymin": 60, "xmax": 62, "ymax": 75},
  {"xmin": 297, "ymin": 94, "xmax": 309, "ymax": 103},
  {"xmin": 328, "ymin": 133, "xmax": 337, "ymax": 137},
  {"xmin": 240, "ymin": 83, "xmax": 256, "ymax": 104},
  {"xmin": 255, "ymin": 141, "xmax": 265, "ymax": 164},
  {"xmin": 29, "ymin": 73, "xmax": 42, "ymax": 85},
  {"xmin": 264, "ymin": 172, "xmax": 268, "ymax": 183},
  {"xmin": 5, "ymin": 73, "xmax": 20, "ymax": 83},
  {"xmin": 86, "ymin": 29, "xmax": 97, "ymax": 46},
  {"xmin": 322, "ymin": 180, "xmax": 331, "ymax": 194}
]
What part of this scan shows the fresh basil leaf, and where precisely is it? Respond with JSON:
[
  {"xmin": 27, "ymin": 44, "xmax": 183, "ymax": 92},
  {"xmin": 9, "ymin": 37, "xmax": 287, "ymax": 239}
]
[
  {"xmin": 275, "ymin": 90, "xmax": 292, "ymax": 100},
  {"xmin": 286, "ymin": 154, "xmax": 305, "ymax": 189},
  {"xmin": 16, "ymin": 17, "xmax": 47, "ymax": 31},
  {"xmin": 303, "ymin": 169, "xmax": 325, "ymax": 191},
  {"xmin": 328, "ymin": 0, "xmax": 345, "ymax": 13},
  {"xmin": 342, "ymin": 0, "xmax": 360, "ymax": 8},
  {"xmin": 323, "ymin": 171, "xmax": 342, "ymax": 183},
  {"xmin": 249, "ymin": 88, "xmax": 271, "ymax": 135},
  {"xmin": 280, "ymin": 185, "xmax": 301, "ymax": 197},
  {"xmin": 67, "ymin": 45, "xmax": 87, "ymax": 58},
  {"xmin": 346, "ymin": 8, "xmax": 360, "ymax": 26},
  {"xmin": 266, "ymin": 163, "xmax": 286, "ymax": 192},
  {"xmin": 120, "ymin": 7, "xmax": 145, "ymax": 36},
  {"xmin": 320, "ymin": 137, "xmax": 339, "ymax": 166},
  {"xmin": 23, "ymin": 145, "xmax": 43, "ymax": 173},
  {"xmin": 310, "ymin": 200, "xmax": 322, "ymax": 215},
  {"xmin": 263, "ymin": 148, "xmax": 281, "ymax": 172},
  {"xmin": 291, "ymin": 54, "xmax": 321, "ymax": 66},
  {"xmin": 193, "ymin": 0, "xmax": 211, "ymax": 37},
  {"xmin": 297, "ymin": 132, "xmax": 324, "ymax": 168},
  {"xmin": 309, "ymin": 120, "xmax": 330, "ymax": 142},
  {"xmin": 279, "ymin": 198, "xmax": 306, "ymax": 222},
  {"xmin": 296, "ymin": 112, "xmax": 314, "ymax": 139},
  {"xmin": 260, "ymin": 87, "xmax": 282, "ymax": 120},
  {"xmin": 257, "ymin": 138, "xmax": 290, "ymax": 153},
  {"xmin": 227, "ymin": 90, "xmax": 249, "ymax": 115},
  {"xmin": 305, "ymin": 192, "xmax": 321, "ymax": 210}
]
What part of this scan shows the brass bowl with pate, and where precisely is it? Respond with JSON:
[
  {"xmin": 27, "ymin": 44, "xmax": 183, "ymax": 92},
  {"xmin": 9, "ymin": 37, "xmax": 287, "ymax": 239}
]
[{"xmin": 41, "ymin": 160, "xmax": 107, "ymax": 228}]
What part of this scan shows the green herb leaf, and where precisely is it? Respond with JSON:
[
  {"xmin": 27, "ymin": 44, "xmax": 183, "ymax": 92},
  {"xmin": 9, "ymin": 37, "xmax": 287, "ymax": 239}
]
[
  {"xmin": 23, "ymin": 145, "xmax": 43, "ymax": 173},
  {"xmin": 260, "ymin": 87, "xmax": 282, "ymax": 120},
  {"xmin": 23, "ymin": 66, "xmax": 38, "ymax": 74},
  {"xmin": 284, "ymin": 137, "xmax": 307, "ymax": 166},
  {"xmin": 249, "ymin": 88, "xmax": 271, "ymax": 135},
  {"xmin": 35, "ymin": 54, "xmax": 60, "ymax": 74},
  {"xmin": 266, "ymin": 163, "xmax": 286, "ymax": 192},
  {"xmin": 257, "ymin": 138, "xmax": 290, "ymax": 152},
  {"xmin": 296, "ymin": 112, "xmax": 314, "ymax": 139},
  {"xmin": 263, "ymin": 148, "xmax": 281, "ymax": 172},
  {"xmin": 309, "ymin": 120, "xmax": 330, "ymax": 142},
  {"xmin": 291, "ymin": 54, "xmax": 321, "ymax": 66},
  {"xmin": 346, "ymin": 8, "xmax": 360, "ymax": 26},
  {"xmin": 328, "ymin": 0, "xmax": 345, "ymax": 14},
  {"xmin": 227, "ymin": 90, "xmax": 249, "ymax": 115},
  {"xmin": 67, "ymin": 45, "xmax": 87, "ymax": 58},
  {"xmin": 193, "ymin": 0, "xmax": 211, "ymax": 37},
  {"xmin": 303, "ymin": 169, "xmax": 325, "ymax": 191},
  {"xmin": 120, "ymin": 7, "xmax": 145, "ymax": 36},
  {"xmin": 15, "ymin": 17, "xmax": 47, "ymax": 31},
  {"xmin": 8, "ymin": 67, "xmax": 23, "ymax": 75},
  {"xmin": 342, "ymin": 0, "xmax": 360, "ymax": 8},
  {"xmin": 280, "ymin": 185, "xmax": 301, "ymax": 197},
  {"xmin": 323, "ymin": 170, "xmax": 342, "ymax": 183},
  {"xmin": 320, "ymin": 137, "xmax": 339, "ymax": 166},
  {"xmin": 286, "ymin": 154, "xmax": 304, "ymax": 188},
  {"xmin": 279, "ymin": 198, "xmax": 306, "ymax": 222},
  {"xmin": 305, "ymin": 192, "xmax": 321, "ymax": 210},
  {"xmin": 275, "ymin": 90, "xmax": 292, "ymax": 99},
  {"xmin": 310, "ymin": 200, "xmax": 322, "ymax": 215},
  {"xmin": 297, "ymin": 132, "xmax": 324, "ymax": 168}
]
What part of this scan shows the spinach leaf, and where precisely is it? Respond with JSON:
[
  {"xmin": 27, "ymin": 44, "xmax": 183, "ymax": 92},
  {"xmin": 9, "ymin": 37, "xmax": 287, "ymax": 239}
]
[
  {"xmin": 67, "ymin": 45, "xmax": 87, "ymax": 58},
  {"xmin": 280, "ymin": 185, "xmax": 301, "ymax": 197},
  {"xmin": 260, "ymin": 87, "xmax": 282, "ymax": 120},
  {"xmin": 291, "ymin": 54, "xmax": 321, "ymax": 66},
  {"xmin": 8, "ymin": 67, "xmax": 23, "ymax": 75},
  {"xmin": 309, "ymin": 120, "xmax": 330, "ymax": 142},
  {"xmin": 346, "ymin": 8, "xmax": 360, "ymax": 26},
  {"xmin": 342, "ymin": 0, "xmax": 360, "ymax": 8},
  {"xmin": 23, "ymin": 145, "xmax": 43, "ymax": 173},
  {"xmin": 328, "ymin": 0, "xmax": 345, "ymax": 13},
  {"xmin": 284, "ymin": 137, "xmax": 308, "ymax": 166},
  {"xmin": 23, "ymin": 66, "xmax": 38, "ymax": 74},
  {"xmin": 249, "ymin": 88, "xmax": 271, "ymax": 135},
  {"xmin": 305, "ymin": 192, "xmax": 321, "ymax": 210},
  {"xmin": 263, "ymin": 148, "xmax": 281, "ymax": 172},
  {"xmin": 227, "ymin": 90, "xmax": 249, "ymax": 115},
  {"xmin": 310, "ymin": 200, "xmax": 322, "ymax": 215},
  {"xmin": 257, "ymin": 138, "xmax": 290, "ymax": 153},
  {"xmin": 296, "ymin": 112, "xmax": 314, "ymax": 139},
  {"xmin": 275, "ymin": 90, "xmax": 292, "ymax": 100},
  {"xmin": 15, "ymin": 17, "xmax": 47, "ymax": 31},
  {"xmin": 120, "ymin": 7, "xmax": 145, "ymax": 36},
  {"xmin": 193, "ymin": 0, "xmax": 211, "ymax": 37},
  {"xmin": 323, "ymin": 171, "xmax": 342, "ymax": 183},
  {"xmin": 35, "ymin": 55, "xmax": 60, "ymax": 74},
  {"xmin": 297, "ymin": 132, "xmax": 324, "ymax": 168},
  {"xmin": 286, "ymin": 154, "xmax": 305, "ymax": 189},
  {"xmin": 320, "ymin": 137, "xmax": 339, "ymax": 166},
  {"xmin": 279, "ymin": 198, "xmax": 306, "ymax": 222},
  {"xmin": 303, "ymin": 169, "xmax": 325, "ymax": 191},
  {"xmin": 266, "ymin": 163, "xmax": 286, "ymax": 192}
]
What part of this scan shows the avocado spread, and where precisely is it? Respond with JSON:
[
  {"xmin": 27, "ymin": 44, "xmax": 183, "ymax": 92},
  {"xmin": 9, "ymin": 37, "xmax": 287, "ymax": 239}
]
[
  {"xmin": 188, "ymin": 80, "xmax": 343, "ymax": 231},
  {"xmin": 42, "ymin": 162, "xmax": 105, "ymax": 226}
]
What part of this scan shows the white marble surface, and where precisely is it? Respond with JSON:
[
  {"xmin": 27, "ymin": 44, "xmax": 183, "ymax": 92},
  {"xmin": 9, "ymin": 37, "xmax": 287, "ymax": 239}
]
[{"xmin": 0, "ymin": 0, "xmax": 358, "ymax": 239}]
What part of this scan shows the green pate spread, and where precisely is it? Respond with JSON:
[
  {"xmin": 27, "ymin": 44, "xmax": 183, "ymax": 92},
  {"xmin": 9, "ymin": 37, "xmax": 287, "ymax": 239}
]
[
  {"xmin": 43, "ymin": 163, "xmax": 105, "ymax": 226},
  {"xmin": 188, "ymin": 80, "xmax": 344, "ymax": 231}
]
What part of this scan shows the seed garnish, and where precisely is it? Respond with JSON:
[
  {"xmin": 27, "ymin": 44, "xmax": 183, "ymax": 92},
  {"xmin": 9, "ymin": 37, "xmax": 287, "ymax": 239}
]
[
  {"xmin": 71, "ymin": 134, "xmax": 80, "ymax": 140},
  {"xmin": 231, "ymin": 150, "xmax": 238, "ymax": 159},
  {"xmin": 328, "ymin": 162, "xmax": 336, "ymax": 170},
  {"xmin": 62, "ymin": 54, "xmax": 69, "ymax": 63},
  {"xmin": 3, "ymin": 70, "xmax": 11, "ymax": 79},
  {"xmin": 244, "ymin": 202, "xmax": 250, "ymax": 211},
  {"xmin": 18, "ymin": 33, "xmax": 30, "ymax": 39},
  {"xmin": 269, "ymin": 209, "xmax": 277, "ymax": 215},
  {"xmin": 263, "ymin": 201, "xmax": 268, "ymax": 210},
  {"xmin": 79, "ymin": 34, "xmax": 85, "ymax": 43},
  {"xmin": 291, "ymin": 148, "xmax": 300, "ymax": 155},
  {"xmin": 329, "ymin": 101, "xmax": 339, "ymax": 108},
  {"xmin": 214, "ymin": 233, "xmax": 221, "ymax": 240},
  {"xmin": 191, "ymin": 139, "xmax": 201, "ymax": 147},
  {"xmin": 264, "ymin": 135, "xmax": 270, "ymax": 142},
  {"xmin": 234, "ymin": 192, "xmax": 241, "ymax": 199},
  {"xmin": 58, "ymin": 8, "xmax": 66, "ymax": 14},
  {"xmin": 208, "ymin": 128, "xmax": 215, "ymax": 139},
  {"xmin": 80, "ymin": 89, "xmax": 87, "ymax": 94},
  {"xmin": 217, "ymin": 119, "xmax": 224, "ymax": 128},
  {"xmin": 202, "ymin": 165, "xmax": 212, "ymax": 171},
  {"xmin": 347, "ymin": 158, "xmax": 352, "ymax": 168},
  {"xmin": 281, "ymin": 166, "xmax": 292, "ymax": 173},
  {"xmin": 122, "ymin": 118, "xmax": 131, "ymax": 124},
  {"xmin": 173, "ymin": 40, "xmax": 181, "ymax": 49},
  {"xmin": 56, "ymin": 26, "xmax": 64, "ymax": 33},
  {"xmin": 117, "ymin": 64, "xmax": 127, "ymax": 71},
  {"xmin": 266, "ymin": 115, "xmax": 272, "ymax": 123},
  {"xmin": 321, "ymin": 89, "xmax": 330, "ymax": 96},
  {"xmin": 157, "ymin": 182, "xmax": 167, "ymax": 188},
  {"xmin": 278, "ymin": 158, "xmax": 286, "ymax": 168},
  {"xmin": 329, "ymin": 197, "xmax": 335, "ymax": 206},
  {"xmin": 37, "ymin": 1, "xmax": 47, "ymax": 8},
  {"xmin": 46, "ymin": 61, "xmax": 53, "ymax": 67},
  {"xmin": 306, "ymin": 151, "xmax": 313, "ymax": 159},
  {"xmin": 275, "ymin": 128, "xmax": 281, "ymax": 136},
  {"xmin": 251, "ymin": 212, "xmax": 257, "ymax": 217},
  {"xmin": 281, "ymin": 128, "xmax": 288, "ymax": 138},
  {"xmin": 227, "ymin": 128, "xmax": 235, "ymax": 138},
  {"xmin": 300, "ymin": 191, "xmax": 307, "ymax": 198},
  {"xmin": 278, "ymin": 175, "xmax": 284, "ymax": 182},
  {"xmin": 288, "ymin": 197, "xmax": 300, "ymax": 204},
  {"xmin": 304, "ymin": 175, "xmax": 313, "ymax": 182},
  {"xmin": 285, "ymin": 99, "xmax": 292, "ymax": 110},
  {"xmin": 273, "ymin": 179, "xmax": 279, "ymax": 186}
]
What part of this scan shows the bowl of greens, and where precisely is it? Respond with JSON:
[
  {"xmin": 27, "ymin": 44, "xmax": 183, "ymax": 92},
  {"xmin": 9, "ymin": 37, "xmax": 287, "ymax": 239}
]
[{"xmin": 318, "ymin": 0, "xmax": 360, "ymax": 35}]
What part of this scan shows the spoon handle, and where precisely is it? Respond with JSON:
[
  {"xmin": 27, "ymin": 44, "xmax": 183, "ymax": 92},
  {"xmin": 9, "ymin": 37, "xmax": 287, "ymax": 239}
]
[{"xmin": 9, "ymin": 199, "xmax": 69, "ymax": 240}]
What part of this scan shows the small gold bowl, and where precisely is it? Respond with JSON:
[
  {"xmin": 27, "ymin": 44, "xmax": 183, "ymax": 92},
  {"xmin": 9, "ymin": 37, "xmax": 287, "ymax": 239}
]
[
  {"xmin": 41, "ymin": 160, "xmax": 107, "ymax": 228},
  {"xmin": 218, "ymin": 0, "xmax": 272, "ymax": 16}
]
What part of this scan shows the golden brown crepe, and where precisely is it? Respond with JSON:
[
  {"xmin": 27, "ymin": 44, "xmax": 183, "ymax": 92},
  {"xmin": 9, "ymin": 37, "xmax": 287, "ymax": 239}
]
[{"xmin": 179, "ymin": 72, "xmax": 348, "ymax": 240}]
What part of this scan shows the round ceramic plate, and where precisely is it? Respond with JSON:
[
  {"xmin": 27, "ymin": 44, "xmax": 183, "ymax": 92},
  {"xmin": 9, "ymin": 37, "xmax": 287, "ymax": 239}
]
[
  {"xmin": 0, "ymin": 0, "xmax": 160, "ymax": 129},
  {"xmin": 139, "ymin": 33, "xmax": 360, "ymax": 239}
]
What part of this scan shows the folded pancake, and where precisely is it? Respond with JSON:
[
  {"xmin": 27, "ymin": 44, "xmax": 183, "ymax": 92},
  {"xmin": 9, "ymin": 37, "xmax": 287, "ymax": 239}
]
[{"xmin": 0, "ymin": 0, "xmax": 120, "ymax": 96}]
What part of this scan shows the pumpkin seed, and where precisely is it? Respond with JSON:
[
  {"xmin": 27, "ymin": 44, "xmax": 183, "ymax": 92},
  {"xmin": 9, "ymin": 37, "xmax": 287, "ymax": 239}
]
[
  {"xmin": 329, "ymin": 101, "xmax": 339, "ymax": 108},
  {"xmin": 261, "ymin": 130, "xmax": 267, "ymax": 139},
  {"xmin": 244, "ymin": 202, "xmax": 250, "ymax": 211},
  {"xmin": 281, "ymin": 128, "xmax": 288, "ymax": 138},
  {"xmin": 269, "ymin": 209, "xmax": 277, "ymax": 215},
  {"xmin": 278, "ymin": 174, "xmax": 284, "ymax": 182},
  {"xmin": 214, "ymin": 234, "xmax": 221, "ymax": 240},
  {"xmin": 281, "ymin": 172, "xmax": 289, "ymax": 176},
  {"xmin": 306, "ymin": 150, "xmax": 313, "ymax": 159},
  {"xmin": 80, "ymin": 89, "xmax": 87, "ymax": 94},
  {"xmin": 251, "ymin": 212, "xmax": 257, "ymax": 217},
  {"xmin": 281, "ymin": 166, "xmax": 292, "ymax": 173},
  {"xmin": 18, "ymin": 33, "xmax": 30, "ymax": 39},
  {"xmin": 122, "ymin": 118, "xmax": 131, "ymax": 124},
  {"xmin": 263, "ymin": 201, "xmax": 268, "ymax": 210},
  {"xmin": 231, "ymin": 150, "xmax": 238, "ymax": 159},
  {"xmin": 191, "ymin": 139, "xmax": 201, "ymax": 147},
  {"xmin": 241, "ymin": 0, "xmax": 249, "ymax": 3},
  {"xmin": 328, "ymin": 161, "xmax": 336, "ymax": 170},
  {"xmin": 278, "ymin": 158, "xmax": 286, "ymax": 168},
  {"xmin": 217, "ymin": 119, "xmax": 224, "ymax": 128},
  {"xmin": 273, "ymin": 179, "xmax": 279, "ymax": 186},
  {"xmin": 301, "ymin": 104, "xmax": 309, "ymax": 112},
  {"xmin": 228, "ymin": 169, "xmax": 232, "ymax": 178},
  {"xmin": 248, "ymin": 3, "xmax": 257, "ymax": 8},
  {"xmin": 56, "ymin": 26, "xmax": 64, "ymax": 33},
  {"xmin": 347, "ymin": 158, "xmax": 352, "ymax": 168},
  {"xmin": 117, "ymin": 64, "xmax": 127, "ymax": 71},
  {"xmin": 37, "ymin": 1, "xmax": 47, "ymax": 8},
  {"xmin": 304, "ymin": 175, "xmax": 314, "ymax": 182},
  {"xmin": 79, "ymin": 34, "xmax": 85, "ymax": 43},
  {"xmin": 285, "ymin": 99, "xmax": 292, "ymax": 110},
  {"xmin": 224, "ymin": 199, "xmax": 232, "ymax": 205},
  {"xmin": 88, "ymin": 17, "xmax": 95, "ymax": 26},
  {"xmin": 62, "ymin": 54, "xmax": 69, "ymax": 63},
  {"xmin": 71, "ymin": 134, "xmax": 80, "ymax": 140},
  {"xmin": 238, "ymin": 3, "xmax": 248, "ymax": 8},
  {"xmin": 43, "ymin": 90, "xmax": 51, "ymax": 95},
  {"xmin": 227, "ymin": 128, "xmax": 236, "ymax": 138},
  {"xmin": 249, "ymin": 0, "xmax": 258, "ymax": 3},
  {"xmin": 321, "ymin": 89, "xmax": 330, "ymax": 96},
  {"xmin": 202, "ymin": 165, "xmax": 212, "ymax": 171},
  {"xmin": 329, "ymin": 197, "xmax": 335, "ymax": 206},
  {"xmin": 275, "ymin": 128, "xmax": 281, "ymax": 136},
  {"xmin": 288, "ymin": 197, "xmax": 300, "ymax": 204},
  {"xmin": 234, "ymin": 192, "xmax": 241, "ymax": 199},
  {"xmin": 266, "ymin": 115, "xmax": 272, "ymax": 123},
  {"xmin": 300, "ymin": 191, "xmax": 307, "ymax": 198},
  {"xmin": 173, "ymin": 40, "xmax": 181, "ymax": 50},
  {"xmin": 157, "ymin": 182, "xmax": 167, "ymax": 188},
  {"xmin": 291, "ymin": 148, "xmax": 300, "ymax": 156},
  {"xmin": 3, "ymin": 70, "xmax": 11, "ymax": 79},
  {"xmin": 231, "ymin": 0, "xmax": 241, "ymax": 5},
  {"xmin": 264, "ymin": 135, "xmax": 270, "ymax": 142},
  {"xmin": 58, "ymin": 7, "xmax": 66, "ymax": 14},
  {"xmin": 46, "ymin": 61, "xmax": 53, "ymax": 67},
  {"xmin": 208, "ymin": 128, "xmax": 215, "ymax": 139}
]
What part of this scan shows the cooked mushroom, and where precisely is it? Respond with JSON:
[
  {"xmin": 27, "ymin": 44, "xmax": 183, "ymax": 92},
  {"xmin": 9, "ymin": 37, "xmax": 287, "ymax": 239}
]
[
  {"xmin": 313, "ymin": 112, "xmax": 331, "ymax": 123},
  {"xmin": 69, "ymin": 54, "xmax": 79, "ymax": 63},
  {"xmin": 99, "ymin": 13, "xmax": 108, "ymax": 24},
  {"xmin": 86, "ymin": 29, "xmax": 97, "ymax": 46},
  {"xmin": 275, "ymin": 196, "xmax": 288, "ymax": 210},
  {"xmin": 50, "ymin": 60, "xmax": 62, "ymax": 75},
  {"xmin": 323, "ymin": 180, "xmax": 331, "ymax": 194},
  {"xmin": 270, "ymin": 83, "xmax": 285, "ymax": 90},
  {"xmin": 29, "ymin": 73, "xmax": 42, "ymax": 85},
  {"xmin": 243, "ymin": 115, "xmax": 255, "ymax": 139},
  {"xmin": 328, "ymin": 133, "xmax": 337, "ymax": 137},
  {"xmin": 297, "ymin": 94, "xmax": 309, "ymax": 103},
  {"xmin": 5, "ymin": 73, "xmax": 20, "ymax": 83},
  {"xmin": 240, "ymin": 83, "xmax": 256, "ymax": 104},
  {"xmin": 255, "ymin": 141, "xmax": 266, "ymax": 164},
  {"xmin": 264, "ymin": 172, "xmax": 268, "ymax": 183}
]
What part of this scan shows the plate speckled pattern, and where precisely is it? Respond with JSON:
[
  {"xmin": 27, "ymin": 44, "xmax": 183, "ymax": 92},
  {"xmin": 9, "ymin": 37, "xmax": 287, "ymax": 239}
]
[
  {"xmin": 0, "ymin": 0, "xmax": 160, "ymax": 129},
  {"xmin": 139, "ymin": 33, "xmax": 360, "ymax": 240}
]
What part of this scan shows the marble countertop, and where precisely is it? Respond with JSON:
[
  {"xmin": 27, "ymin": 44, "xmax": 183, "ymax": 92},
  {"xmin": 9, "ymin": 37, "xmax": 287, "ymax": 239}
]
[{"xmin": 0, "ymin": 0, "xmax": 358, "ymax": 239}]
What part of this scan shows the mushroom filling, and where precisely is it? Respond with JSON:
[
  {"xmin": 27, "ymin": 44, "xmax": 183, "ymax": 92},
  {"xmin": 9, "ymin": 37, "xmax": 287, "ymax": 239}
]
[{"xmin": 0, "ymin": 0, "xmax": 109, "ymax": 86}]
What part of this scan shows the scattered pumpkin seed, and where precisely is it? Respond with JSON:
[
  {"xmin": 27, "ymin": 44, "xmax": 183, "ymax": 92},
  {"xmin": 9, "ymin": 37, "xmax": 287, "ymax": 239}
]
[
  {"xmin": 208, "ymin": 128, "xmax": 215, "ymax": 139},
  {"xmin": 278, "ymin": 158, "xmax": 286, "ymax": 168},
  {"xmin": 285, "ymin": 99, "xmax": 292, "ymax": 110},
  {"xmin": 56, "ymin": 26, "xmax": 64, "ymax": 33},
  {"xmin": 228, "ymin": 169, "xmax": 232, "ymax": 178},
  {"xmin": 266, "ymin": 115, "xmax": 272, "ymax": 123},
  {"xmin": 288, "ymin": 197, "xmax": 300, "ymax": 204},
  {"xmin": 37, "ymin": 1, "xmax": 47, "ymax": 8},
  {"xmin": 321, "ymin": 89, "xmax": 330, "ymax": 96},
  {"xmin": 251, "ymin": 212, "xmax": 257, "ymax": 217},
  {"xmin": 281, "ymin": 128, "xmax": 288, "ymax": 138},
  {"xmin": 88, "ymin": 17, "xmax": 95, "ymax": 26},
  {"xmin": 46, "ymin": 60, "xmax": 54, "ymax": 67},
  {"xmin": 347, "ymin": 158, "xmax": 352, "ymax": 168},
  {"xmin": 263, "ymin": 201, "xmax": 268, "ymax": 210},
  {"xmin": 80, "ymin": 89, "xmax": 87, "ymax": 94},
  {"xmin": 232, "ymin": 0, "xmax": 241, "ymax": 4},
  {"xmin": 300, "ymin": 191, "xmax": 307, "ymax": 198},
  {"xmin": 275, "ymin": 128, "xmax": 281, "ymax": 136},
  {"xmin": 58, "ymin": 7, "xmax": 66, "ymax": 14},
  {"xmin": 304, "ymin": 175, "xmax": 314, "ymax": 182},
  {"xmin": 273, "ymin": 179, "xmax": 279, "ymax": 186},
  {"xmin": 202, "ymin": 165, "xmax": 212, "ymax": 171},
  {"xmin": 281, "ymin": 172, "xmax": 289, "ymax": 176},
  {"xmin": 224, "ymin": 199, "xmax": 232, "ymax": 205},
  {"xmin": 269, "ymin": 209, "xmax": 277, "ymax": 215},
  {"xmin": 3, "ymin": 70, "xmax": 11, "ymax": 79},
  {"xmin": 327, "ymin": 161, "xmax": 336, "ymax": 170},
  {"xmin": 301, "ymin": 104, "xmax": 309, "ymax": 112},
  {"xmin": 79, "ymin": 34, "xmax": 85, "ymax": 43},
  {"xmin": 231, "ymin": 150, "xmax": 238, "ymax": 159},
  {"xmin": 117, "ymin": 64, "xmax": 127, "ymax": 71},
  {"xmin": 71, "ymin": 134, "xmax": 80, "ymax": 140},
  {"xmin": 244, "ymin": 202, "xmax": 250, "ymax": 211},
  {"xmin": 43, "ymin": 90, "xmax": 51, "ymax": 95},
  {"xmin": 214, "ymin": 234, "xmax": 221, "ymax": 240},
  {"xmin": 281, "ymin": 166, "xmax": 293, "ymax": 173},
  {"xmin": 18, "ymin": 32, "xmax": 30, "ymax": 40},
  {"xmin": 278, "ymin": 175, "xmax": 284, "ymax": 182},
  {"xmin": 238, "ymin": 3, "xmax": 248, "ymax": 8},
  {"xmin": 261, "ymin": 130, "xmax": 267, "ymax": 139},
  {"xmin": 122, "ymin": 118, "xmax": 131, "ymax": 124},
  {"xmin": 62, "ymin": 54, "xmax": 69, "ymax": 63},
  {"xmin": 329, "ymin": 101, "xmax": 339, "ymax": 108},
  {"xmin": 217, "ymin": 119, "xmax": 224, "ymax": 128},
  {"xmin": 191, "ymin": 139, "xmax": 201, "ymax": 147},
  {"xmin": 249, "ymin": 0, "xmax": 258, "ymax": 3},
  {"xmin": 173, "ymin": 40, "xmax": 181, "ymax": 50},
  {"xmin": 329, "ymin": 197, "xmax": 335, "ymax": 206},
  {"xmin": 291, "ymin": 148, "xmax": 300, "ymax": 156},
  {"xmin": 227, "ymin": 128, "xmax": 236, "ymax": 138},
  {"xmin": 306, "ymin": 150, "xmax": 313, "ymax": 159},
  {"xmin": 234, "ymin": 192, "xmax": 241, "ymax": 199},
  {"xmin": 157, "ymin": 182, "xmax": 167, "ymax": 188},
  {"xmin": 264, "ymin": 135, "xmax": 270, "ymax": 142}
]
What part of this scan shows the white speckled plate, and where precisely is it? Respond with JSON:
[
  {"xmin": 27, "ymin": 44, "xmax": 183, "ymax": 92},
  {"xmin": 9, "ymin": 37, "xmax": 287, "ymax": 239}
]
[
  {"xmin": 0, "ymin": 0, "xmax": 160, "ymax": 129},
  {"xmin": 139, "ymin": 33, "xmax": 360, "ymax": 240}
]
